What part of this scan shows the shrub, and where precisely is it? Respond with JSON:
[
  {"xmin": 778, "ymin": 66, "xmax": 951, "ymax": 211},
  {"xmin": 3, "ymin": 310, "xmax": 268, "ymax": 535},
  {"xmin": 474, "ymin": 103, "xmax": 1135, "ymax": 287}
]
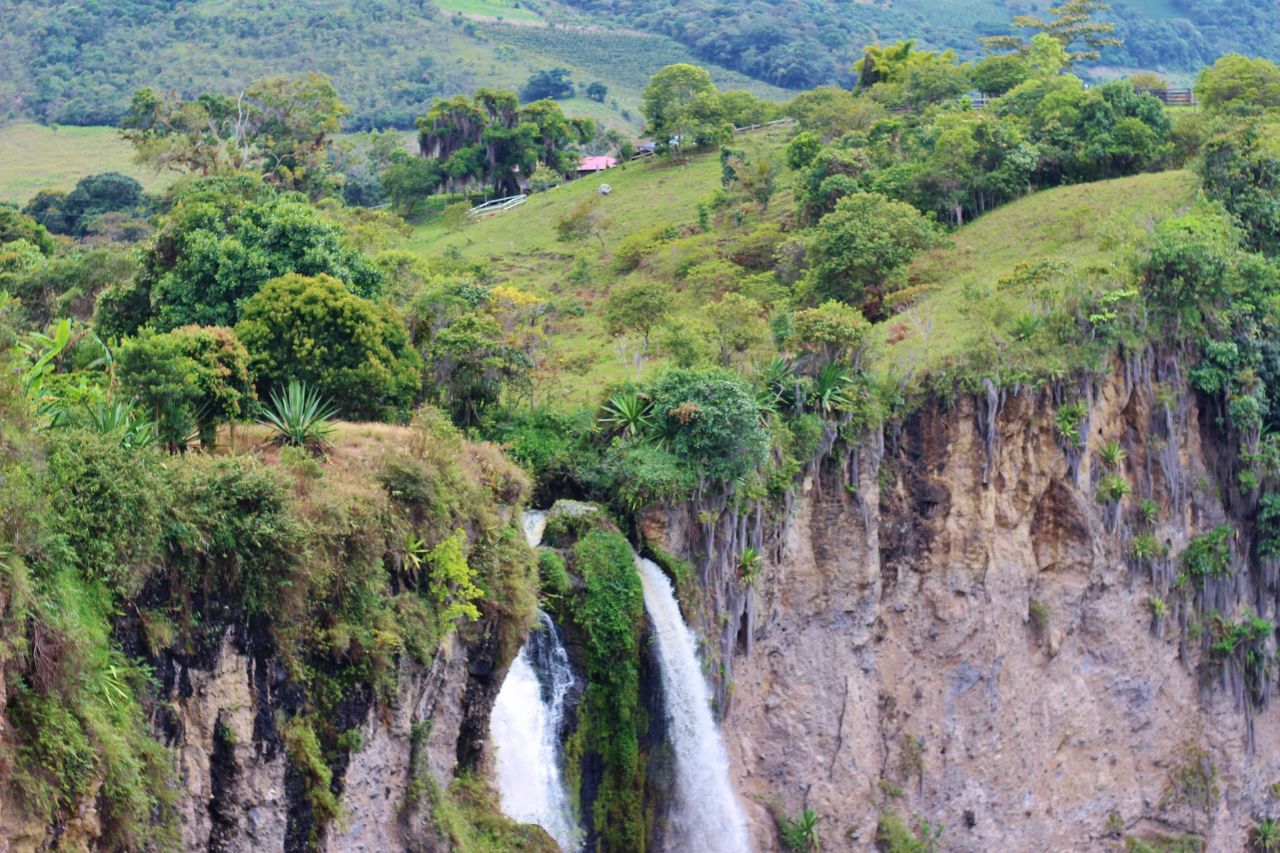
[
  {"xmin": 236, "ymin": 273, "xmax": 421, "ymax": 421},
  {"xmin": 876, "ymin": 810, "xmax": 943, "ymax": 853},
  {"xmin": 537, "ymin": 549, "xmax": 572, "ymax": 596},
  {"xmin": 1182, "ymin": 525, "xmax": 1234, "ymax": 581},
  {"xmin": 777, "ymin": 807, "xmax": 820, "ymax": 851},
  {"xmin": 613, "ymin": 224, "xmax": 677, "ymax": 272},
  {"xmin": 1097, "ymin": 473, "xmax": 1132, "ymax": 503},
  {"xmin": 42, "ymin": 430, "xmax": 166, "ymax": 596},
  {"xmin": 646, "ymin": 367, "xmax": 769, "ymax": 483},
  {"xmin": 258, "ymin": 380, "xmax": 337, "ymax": 450}
]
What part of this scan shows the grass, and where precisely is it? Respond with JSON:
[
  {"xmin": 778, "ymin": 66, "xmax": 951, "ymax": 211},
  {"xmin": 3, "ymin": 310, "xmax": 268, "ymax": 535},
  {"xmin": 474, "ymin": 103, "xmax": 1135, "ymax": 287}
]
[
  {"xmin": 0, "ymin": 123, "xmax": 174, "ymax": 205},
  {"xmin": 410, "ymin": 124, "xmax": 794, "ymax": 404},
  {"xmin": 434, "ymin": 0, "xmax": 544, "ymax": 22},
  {"xmin": 875, "ymin": 169, "xmax": 1199, "ymax": 379}
]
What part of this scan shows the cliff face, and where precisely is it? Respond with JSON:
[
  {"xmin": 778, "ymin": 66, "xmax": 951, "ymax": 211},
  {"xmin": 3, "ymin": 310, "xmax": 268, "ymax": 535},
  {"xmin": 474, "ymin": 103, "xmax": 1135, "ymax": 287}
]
[{"xmin": 647, "ymin": 353, "xmax": 1280, "ymax": 851}]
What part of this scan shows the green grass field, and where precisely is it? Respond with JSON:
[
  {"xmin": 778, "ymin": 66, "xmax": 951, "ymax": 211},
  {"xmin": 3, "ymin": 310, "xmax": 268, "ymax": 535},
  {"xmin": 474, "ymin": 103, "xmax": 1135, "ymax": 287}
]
[
  {"xmin": 878, "ymin": 169, "xmax": 1199, "ymax": 377},
  {"xmin": 0, "ymin": 123, "xmax": 174, "ymax": 205},
  {"xmin": 434, "ymin": 0, "xmax": 544, "ymax": 21}
]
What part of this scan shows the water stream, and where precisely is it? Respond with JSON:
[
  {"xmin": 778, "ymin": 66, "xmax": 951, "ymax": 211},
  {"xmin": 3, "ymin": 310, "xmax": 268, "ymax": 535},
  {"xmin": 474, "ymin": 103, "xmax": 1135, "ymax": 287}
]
[
  {"xmin": 490, "ymin": 511, "xmax": 580, "ymax": 850},
  {"xmin": 636, "ymin": 556, "xmax": 751, "ymax": 852}
]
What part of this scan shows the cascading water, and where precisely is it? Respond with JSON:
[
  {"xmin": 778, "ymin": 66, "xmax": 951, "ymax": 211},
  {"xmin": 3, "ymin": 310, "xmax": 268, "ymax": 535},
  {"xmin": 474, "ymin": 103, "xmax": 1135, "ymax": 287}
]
[
  {"xmin": 490, "ymin": 512, "xmax": 581, "ymax": 851},
  {"xmin": 636, "ymin": 556, "xmax": 751, "ymax": 852}
]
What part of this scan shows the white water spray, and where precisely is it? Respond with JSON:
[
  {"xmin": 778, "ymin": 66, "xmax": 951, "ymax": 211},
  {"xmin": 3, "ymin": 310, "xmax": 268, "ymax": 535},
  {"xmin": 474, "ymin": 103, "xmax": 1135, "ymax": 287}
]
[
  {"xmin": 636, "ymin": 556, "xmax": 750, "ymax": 852},
  {"xmin": 490, "ymin": 511, "xmax": 580, "ymax": 850}
]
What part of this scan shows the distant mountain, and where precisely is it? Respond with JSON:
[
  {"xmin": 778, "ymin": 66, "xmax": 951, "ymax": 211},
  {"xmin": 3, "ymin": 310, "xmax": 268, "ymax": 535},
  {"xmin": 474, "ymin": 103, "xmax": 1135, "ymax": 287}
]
[
  {"xmin": 1, "ymin": 0, "xmax": 1276, "ymax": 131},
  {"xmin": 558, "ymin": 0, "xmax": 1280, "ymax": 87},
  {"xmin": 0, "ymin": 0, "xmax": 784, "ymax": 130}
]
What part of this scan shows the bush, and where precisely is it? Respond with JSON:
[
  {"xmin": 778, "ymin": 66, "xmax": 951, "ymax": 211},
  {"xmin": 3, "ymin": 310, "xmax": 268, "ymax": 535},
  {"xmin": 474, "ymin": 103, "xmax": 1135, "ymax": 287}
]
[
  {"xmin": 42, "ymin": 430, "xmax": 167, "ymax": 596},
  {"xmin": 538, "ymin": 549, "xmax": 572, "ymax": 596},
  {"xmin": 135, "ymin": 181, "xmax": 384, "ymax": 332},
  {"xmin": 647, "ymin": 367, "xmax": 769, "ymax": 483},
  {"xmin": 1196, "ymin": 54, "xmax": 1280, "ymax": 115},
  {"xmin": 236, "ymin": 273, "xmax": 421, "ymax": 421}
]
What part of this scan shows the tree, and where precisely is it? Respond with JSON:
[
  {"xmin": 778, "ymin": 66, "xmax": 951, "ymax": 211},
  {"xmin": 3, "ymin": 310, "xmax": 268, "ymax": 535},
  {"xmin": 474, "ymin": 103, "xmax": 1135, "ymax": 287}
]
[
  {"xmin": 1199, "ymin": 125, "xmax": 1280, "ymax": 256},
  {"xmin": 972, "ymin": 54, "xmax": 1032, "ymax": 96},
  {"xmin": 704, "ymin": 293, "xmax": 767, "ymax": 365},
  {"xmin": 725, "ymin": 147, "xmax": 780, "ymax": 210},
  {"xmin": 984, "ymin": 0, "xmax": 1122, "ymax": 67},
  {"xmin": 785, "ymin": 86, "xmax": 885, "ymax": 141},
  {"xmin": 786, "ymin": 132, "xmax": 822, "ymax": 171},
  {"xmin": 126, "ymin": 178, "xmax": 384, "ymax": 333},
  {"xmin": 120, "ymin": 74, "xmax": 347, "ymax": 198},
  {"xmin": 586, "ymin": 81, "xmax": 609, "ymax": 103},
  {"xmin": 42, "ymin": 172, "xmax": 147, "ymax": 237},
  {"xmin": 555, "ymin": 196, "xmax": 611, "ymax": 248},
  {"xmin": 117, "ymin": 326, "xmax": 254, "ymax": 449},
  {"xmin": 381, "ymin": 151, "xmax": 443, "ymax": 216},
  {"xmin": 641, "ymin": 64, "xmax": 728, "ymax": 159},
  {"xmin": 1197, "ymin": 55, "xmax": 1280, "ymax": 116},
  {"xmin": 235, "ymin": 273, "xmax": 421, "ymax": 421},
  {"xmin": 418, "ymin": 89, "xmax": 587, "ymax": 196},
  {"xmin": 646, "ymin": 368, "xmax": 768, "ymax": 483},
  {"xmin": 604, "ymin": 279, "xmax": 672, "ymax": 360},
  {"xmin": 792, "ymin": 301, "xmax": 873, "ymax": 369},
  {"xmin": 427, "ymin": 312, "xmax": 530, "ymax": 427},
  {"xmin": 807, "ymin": 193, "xmax": 940, "ymax": 313},
  {"xmin": 520, "ymin": 68, "xmax": 575, "ymax": 102}
]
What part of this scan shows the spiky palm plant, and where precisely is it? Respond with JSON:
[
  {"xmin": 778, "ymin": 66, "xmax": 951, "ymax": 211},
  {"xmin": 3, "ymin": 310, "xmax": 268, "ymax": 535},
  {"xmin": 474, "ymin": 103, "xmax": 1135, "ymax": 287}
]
[
  {"xmin": 258, "ymin": 380, "xmax": 337, "ymax": 449},
  {"xmin": 809, "ymin": 362, "xmax": 853, "ymax": 415},
  {"xmin": 599, "ymin": 391, "xmax": 653, "ymax": 438}
]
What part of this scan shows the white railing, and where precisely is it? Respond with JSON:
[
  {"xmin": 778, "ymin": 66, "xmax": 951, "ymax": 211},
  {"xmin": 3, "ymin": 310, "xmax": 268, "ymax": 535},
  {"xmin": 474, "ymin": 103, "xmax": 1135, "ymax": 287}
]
[{"xmin": 467, "ymin": 194, "xmax": 527, "ymax": 218}]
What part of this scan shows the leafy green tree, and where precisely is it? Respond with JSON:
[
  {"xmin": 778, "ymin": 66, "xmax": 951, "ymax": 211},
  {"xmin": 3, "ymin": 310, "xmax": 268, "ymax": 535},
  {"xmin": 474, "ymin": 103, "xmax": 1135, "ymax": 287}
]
[
  {"xmin": 786, "ymin": 132, "xmax": 823, "ymax": 171},
  {"xmin": 972, "ymin": 54, "xmax": 1033, "ymax": 96},
  {"xmin": 418, "ymin": 89, "xmax": 588, "ymax": 195},
  {"xmin": 382, "ymin": 151, "xmax": 443, "ymax": 216},
  {"xmin": 427, "ymin": 312, "xmax": 531, "ymax": 427},
  {"xmin": 646, "ymin": 367, "xmax": 768, "ymax": 483},
  {"xmin": 704, "ymin": 293, "xmax": 767, "ymax": 365},
  {"xmin": 586, "ymin": 81, "xmax": 609, "ymax": 103},
  {"xmin": 0, "ymin": 208, "xmax": 55, "ymax": 256},
  {"xmin": 792, "ymin": 300, "xmax": 873, "ymax": 369},
  {"xmin": 1197, "ymin": 55, "xmax": 1280, "ymax": 115},
  {"xmin": 554, "ymin": 196, "xmax": 611, "ymax": 248},
  {"xmin": 121, "ymin": 73, "xmax": 347, "ymax": 198},
  {"xmin": 984, "ymin": 0, "xmax": 1122, "ymax": 66},
  {"xmin": 122, "ymin": 179, "xmax": 383, "ymax": 333},
  {"xmin": 641, "ymin": 64, "xmax": 729, "ymax": 159},
  {"xmin": 604, "ymin": 279, "xmax": 672, "ymax": 357},
  {"xmin": 806, "ymin": 193, "xmax": 940, "ymax": 312},
  {"xmin": 1199, "ymin": 125, "xmax": 1280, "ymax": 255},
  {"xmin": 235, "ymin": 273, "xmax": 421, "ymax": 421},
  {"xmin": 520, "ymin": 68, "xmax": 575, "ymax": 102},
  {"xmin": 116, "ymin": 326, "xmax": 254, "ymax": 449},
  {"xmin": 784, "ymin": 87, "xmax": 884, "ymax": 141}
]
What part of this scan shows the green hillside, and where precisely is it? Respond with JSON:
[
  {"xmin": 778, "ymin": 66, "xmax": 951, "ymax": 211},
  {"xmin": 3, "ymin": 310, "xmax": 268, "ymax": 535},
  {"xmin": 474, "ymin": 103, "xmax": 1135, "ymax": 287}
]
[
  {"xmin": 0, "ymin": 0, "xmax": 786, "ymax": 131},
  {"xmin": 1, "ymin": 0, "xmax": 1278, "ymax": 133},
  {"xmin": 0, "ymin": 124, "xmax": 175, "ymax": 205}
]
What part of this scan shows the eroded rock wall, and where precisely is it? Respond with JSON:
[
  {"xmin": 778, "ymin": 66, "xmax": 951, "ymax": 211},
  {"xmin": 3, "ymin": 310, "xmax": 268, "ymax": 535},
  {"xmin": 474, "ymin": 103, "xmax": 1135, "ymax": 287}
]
[{"xmin": 648, "ymin": 356, "xmax": 1280, "ymax": 851}]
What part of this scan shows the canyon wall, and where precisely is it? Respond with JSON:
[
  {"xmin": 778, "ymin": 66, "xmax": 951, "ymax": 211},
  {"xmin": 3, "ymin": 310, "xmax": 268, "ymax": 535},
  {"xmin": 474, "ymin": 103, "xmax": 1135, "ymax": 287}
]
[{"xmin": 646, "ymin": 352, "xmax": 1280, "ymax": 851}]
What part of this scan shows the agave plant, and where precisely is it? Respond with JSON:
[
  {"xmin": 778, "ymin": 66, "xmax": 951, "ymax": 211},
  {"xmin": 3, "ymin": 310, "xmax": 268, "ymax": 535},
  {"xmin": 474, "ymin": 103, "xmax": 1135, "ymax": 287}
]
[
  {"xmin": 754, "ymin": 356, "xmax": 798, "ymax": 414},
  {"xmin": 808, "ymin": 361, "xmax": 853, "ymax": 416},
  {"xmin": 81, "ymin": 398, "xmax": 157, "ymax": 449},
  {"xmin": 599, "ymin": 391, "xmax": 653, "ymax": 438},
  {"xmin": 258, "ymin": 380, "xmax": 337, "ymax": 449}
]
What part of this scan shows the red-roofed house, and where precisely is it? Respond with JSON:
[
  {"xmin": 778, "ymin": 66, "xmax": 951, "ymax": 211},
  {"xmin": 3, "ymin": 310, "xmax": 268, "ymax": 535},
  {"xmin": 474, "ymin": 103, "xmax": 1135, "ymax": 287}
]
[{"xmin": 576, "ymin": 155, "xmax": 617, "ymax": 176}]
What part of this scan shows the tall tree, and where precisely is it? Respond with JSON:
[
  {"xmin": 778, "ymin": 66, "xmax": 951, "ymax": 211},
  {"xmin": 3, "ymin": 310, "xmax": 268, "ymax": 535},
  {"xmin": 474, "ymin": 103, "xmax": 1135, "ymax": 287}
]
[
  {"xmin": 640, "ymin": 64, "xmax": 728, "ymax": 159},
  {"xmin": 120, "ymin": 74, "xmax": 347, "ymax": 198},
  {"xmin": 983, "ymin": 0, "xmax": 1122, "ymax": 66}
]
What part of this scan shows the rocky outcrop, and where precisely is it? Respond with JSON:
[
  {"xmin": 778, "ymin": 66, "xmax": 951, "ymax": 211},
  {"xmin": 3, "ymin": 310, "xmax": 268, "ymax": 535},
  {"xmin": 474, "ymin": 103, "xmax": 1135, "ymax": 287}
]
[{"xmin": 647, "ymin": 353, "xmax": 1280, "ymax": 851}]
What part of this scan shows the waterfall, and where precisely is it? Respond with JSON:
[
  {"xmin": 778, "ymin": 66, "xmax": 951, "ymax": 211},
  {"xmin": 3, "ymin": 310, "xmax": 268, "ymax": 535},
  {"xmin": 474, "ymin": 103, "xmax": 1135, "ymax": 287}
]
[
  {"xmin": 636, "ymin": 556, "xmax": 750, "ymax": 853},
  {"xmin": 490, "ymin": 511, "xmax": 580, "ymax": 851}
]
